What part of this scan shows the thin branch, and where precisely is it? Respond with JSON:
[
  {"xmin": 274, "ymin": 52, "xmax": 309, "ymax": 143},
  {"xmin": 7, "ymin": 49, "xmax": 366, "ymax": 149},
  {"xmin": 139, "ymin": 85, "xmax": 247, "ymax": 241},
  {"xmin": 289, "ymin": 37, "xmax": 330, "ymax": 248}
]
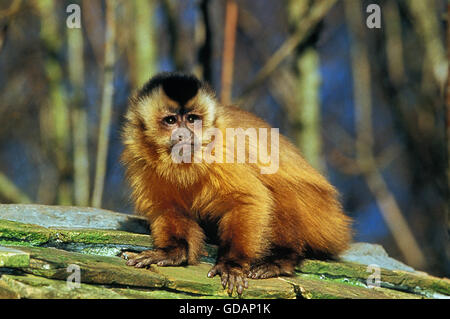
[
  {"xmin": 68, "ymin": 25, "xmax": 90, "ymax": 207},
  {"xmin": 327, "ymin": 148, "xmax": 361, "ymax": 175},
  {"xmin": 236, "ymin": 0, "xmax": 337, "ymax": 105},
  {"xmin": 0, "ymin": 171, "xmax": 31, "ymax": 203},
  {"xmin": 405, "ymin": 0, "xmax": 447, "ymax": 90},
  {"xmin": 344, "ymin": 0, "xmax": 426, "ymax": 268},
  {"xmin": 92, "ymin": 0, "xmax": 117, "ymax": 208},
  {"xmin": 220, "ymin": 0, "xmax": 238, "ymax": 105},
  {"xmin": 0, "ymin": 0, "xmax": 21, "ymax": 18}
]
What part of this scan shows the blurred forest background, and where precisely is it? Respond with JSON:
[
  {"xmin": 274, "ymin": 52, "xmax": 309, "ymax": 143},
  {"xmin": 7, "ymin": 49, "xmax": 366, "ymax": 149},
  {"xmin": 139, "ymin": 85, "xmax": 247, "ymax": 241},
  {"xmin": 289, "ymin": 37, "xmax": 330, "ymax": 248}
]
[{"xmin": 0, "ymin": 0, "xmax": 448, "ymax": 277}]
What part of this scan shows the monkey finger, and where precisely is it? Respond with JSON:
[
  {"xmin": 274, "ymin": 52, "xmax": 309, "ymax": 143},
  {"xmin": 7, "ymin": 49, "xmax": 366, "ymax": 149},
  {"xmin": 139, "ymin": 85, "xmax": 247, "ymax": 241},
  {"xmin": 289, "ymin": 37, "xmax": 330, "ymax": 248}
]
[
  {"xmin": 134, "ymin": 256, "xmax": 158, "ymax": 268},
  {"xmin": 251, "ymin": 267, "xmax": 267, "ymax": 279},
  {"xmin": 127, "ymin": 257, "xmax": 152, "ymax": 267},
  {"xmin": 157, "ymin": 259, "xmax": 177, "ymax": 266},
  {"xmin": 221, "ymin": 272, "xmax": 229, "ymax": 289},
  {"xmin": 227, "ymin": 274, "xmax": 236, "ymax": 295},
  {"xmin": 135, "ymin": 260, "xmax": 152, "ymax": 268},
  {"xmin": 126, "ymin": 258, "xmax": 138, "ymax": 266},
  {"xmin": 121, "ymin": 251, "xmax": 139, "ymax": 261},
  {"xmin": 236, "ymin": 276, "xmax": 245, "ymax": 295},
  {"xmin": 207, "ymin": 265, "xmax": 219, "ymax": 278}
]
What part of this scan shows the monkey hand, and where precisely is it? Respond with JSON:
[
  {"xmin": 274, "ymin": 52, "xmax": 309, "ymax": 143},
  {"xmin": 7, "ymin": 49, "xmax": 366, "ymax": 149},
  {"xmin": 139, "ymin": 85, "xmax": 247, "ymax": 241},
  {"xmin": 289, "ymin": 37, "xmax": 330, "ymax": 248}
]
[
  {"xmin": 124, "ymin": 248, "xmax": 187, "ymax": 268},
  {"xmin": 207, "ymin": 261, "xmax": 249, "ymax": 296}
]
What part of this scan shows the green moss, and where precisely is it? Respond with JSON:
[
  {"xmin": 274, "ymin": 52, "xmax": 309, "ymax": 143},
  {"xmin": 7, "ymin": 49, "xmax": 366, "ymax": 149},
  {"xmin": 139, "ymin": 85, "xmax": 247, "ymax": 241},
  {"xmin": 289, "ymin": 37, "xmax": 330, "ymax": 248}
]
[
  {"xmin": 0, "ymin": 219, "xmax": 154, "ymax": 255},
  {"xmin": 0, "ymin": 247, "xmax": 30, "ymax": 268},
  {"xmin": 296, "ymin": 259, "xmax": 450, "ymax": 297},
  {"xmin": 284, "ymin": 275, "xmax": 422, "ymax": 299},
  {"xmin": 0, "ymin": 220, "xmax": 52, "ymax": 246},
  {"xmin": 52, "ymin": 228, "xmax": 153, "ymax": 246},
  {"xmin": 157, "ymin": 263, "xmax": 296, "ymax": 299}
]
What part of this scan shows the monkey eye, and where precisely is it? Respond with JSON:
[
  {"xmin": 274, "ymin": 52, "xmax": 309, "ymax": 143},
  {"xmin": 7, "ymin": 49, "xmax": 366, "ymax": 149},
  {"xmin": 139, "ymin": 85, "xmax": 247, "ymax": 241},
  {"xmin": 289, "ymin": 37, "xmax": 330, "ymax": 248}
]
[
  {"xmin": 163, "ymin": 116, "xmax": 177, "ymax": 125},
  {"xmin": 186, "ymin": 114, "xmax": 200, "ymax": 124}
]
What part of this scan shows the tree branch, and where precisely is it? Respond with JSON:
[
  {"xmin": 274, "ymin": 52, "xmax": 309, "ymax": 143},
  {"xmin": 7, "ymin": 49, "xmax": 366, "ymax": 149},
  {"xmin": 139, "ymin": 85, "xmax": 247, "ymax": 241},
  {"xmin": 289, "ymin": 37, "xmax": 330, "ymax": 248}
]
[
  {"xmin": 0, "ymin": 171, "xmax": 31, "ymax": 203},
  {"xmin": 236, "ymin": 0, "xmax": 337, "ymax": 105},
  {"xmin": 92, "ymin": 0, "xmax": 117, "ymax": 208}
]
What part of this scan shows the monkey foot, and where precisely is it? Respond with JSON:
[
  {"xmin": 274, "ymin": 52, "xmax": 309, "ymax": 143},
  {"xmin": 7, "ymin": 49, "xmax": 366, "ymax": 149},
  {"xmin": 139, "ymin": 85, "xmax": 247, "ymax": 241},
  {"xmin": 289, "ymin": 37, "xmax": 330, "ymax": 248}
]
[
  {"xmin": 207, "ymin": 262, "xmax": 249, "ymax": 296},
  {"xmin": 247, "ymin": 261, "xmax": 295, "ymax": 279},
  {"xmin": 123, "ymin": 248, "xmax": 187, "ymax": 268}
]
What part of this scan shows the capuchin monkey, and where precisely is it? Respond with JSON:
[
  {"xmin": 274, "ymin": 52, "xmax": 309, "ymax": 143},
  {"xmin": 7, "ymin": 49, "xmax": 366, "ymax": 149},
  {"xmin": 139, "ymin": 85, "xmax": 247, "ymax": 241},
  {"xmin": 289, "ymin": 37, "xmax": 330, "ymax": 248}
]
[{"xmin": 121, "ymin": 72, "xmax": 352, "ymax": 296}]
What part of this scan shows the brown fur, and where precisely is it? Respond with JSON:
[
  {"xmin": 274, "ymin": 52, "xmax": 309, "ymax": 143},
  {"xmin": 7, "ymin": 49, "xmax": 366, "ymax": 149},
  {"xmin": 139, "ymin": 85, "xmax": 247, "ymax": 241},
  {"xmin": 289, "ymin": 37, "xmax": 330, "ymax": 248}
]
[{"xmin": 121, "ymin": 74, "xmax": 352, "ymax": 295}]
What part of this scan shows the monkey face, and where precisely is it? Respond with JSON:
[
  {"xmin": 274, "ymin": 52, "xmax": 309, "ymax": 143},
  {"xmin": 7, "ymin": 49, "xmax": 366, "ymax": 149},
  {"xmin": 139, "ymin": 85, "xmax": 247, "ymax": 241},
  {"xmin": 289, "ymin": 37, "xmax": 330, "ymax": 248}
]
[{"xmin": 130, "ymin": 73, "xmax": 217, "ymax": 159}]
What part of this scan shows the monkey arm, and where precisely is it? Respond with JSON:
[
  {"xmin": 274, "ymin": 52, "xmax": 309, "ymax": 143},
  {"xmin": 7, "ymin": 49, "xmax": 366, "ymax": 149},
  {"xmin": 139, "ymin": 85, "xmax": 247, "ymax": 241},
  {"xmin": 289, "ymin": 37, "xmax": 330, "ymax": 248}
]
[
  {"xmin": 207, "ymin": 199, "xmax": 272, "ymax": 295},
  {"xmin": 126, "ymin": 208, "xmax": 205, "ymax": 267}
]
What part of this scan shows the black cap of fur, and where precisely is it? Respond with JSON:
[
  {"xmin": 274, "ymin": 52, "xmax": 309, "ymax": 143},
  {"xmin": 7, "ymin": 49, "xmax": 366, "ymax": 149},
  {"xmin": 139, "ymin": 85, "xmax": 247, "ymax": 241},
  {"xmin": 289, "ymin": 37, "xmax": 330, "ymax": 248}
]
[{"xmin": 137, "ymin": 72, "xmax": 211, "ymax": 106}]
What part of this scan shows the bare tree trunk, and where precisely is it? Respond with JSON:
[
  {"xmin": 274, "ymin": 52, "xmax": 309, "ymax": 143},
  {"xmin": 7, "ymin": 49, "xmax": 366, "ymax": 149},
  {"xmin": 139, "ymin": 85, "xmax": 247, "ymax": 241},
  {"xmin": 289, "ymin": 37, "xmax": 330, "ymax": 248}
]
[
  {"xmin": 220, "ymin": 0, "xmax": 238, "ymax": 105},
  {"xmin": 67, "ymin": 11, "xmax": 89, "ymax": 207},
  {"xmin": 92, "ymin": 0, "xmax": 117, "ymax": 208},
  {"xmin": 36, "ymin": 0, "xmax": 72, "ymax": 205},
  {"xmin": 288, "ymin": 0, "xmax": 324, "ymax": 172},
  {"xmin": 133, "ymin": 0, "xmax": 157, "ymax": 86}
]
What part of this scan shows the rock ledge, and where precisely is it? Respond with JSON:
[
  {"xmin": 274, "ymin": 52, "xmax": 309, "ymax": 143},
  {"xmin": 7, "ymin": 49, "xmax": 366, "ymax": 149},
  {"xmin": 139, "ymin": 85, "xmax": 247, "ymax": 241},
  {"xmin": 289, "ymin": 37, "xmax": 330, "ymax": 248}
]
[{"xmin": 0, "ymin": 204, "xmax": 449, "ymax": 299}]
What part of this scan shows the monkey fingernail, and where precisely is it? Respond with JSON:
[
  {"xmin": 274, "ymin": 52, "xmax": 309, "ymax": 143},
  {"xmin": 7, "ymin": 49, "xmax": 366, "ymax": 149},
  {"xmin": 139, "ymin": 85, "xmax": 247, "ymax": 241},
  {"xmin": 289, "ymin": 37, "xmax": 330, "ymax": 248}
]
[{"xmin": 227, "ymin": 284, "xmax": 234, "ymax": 295}]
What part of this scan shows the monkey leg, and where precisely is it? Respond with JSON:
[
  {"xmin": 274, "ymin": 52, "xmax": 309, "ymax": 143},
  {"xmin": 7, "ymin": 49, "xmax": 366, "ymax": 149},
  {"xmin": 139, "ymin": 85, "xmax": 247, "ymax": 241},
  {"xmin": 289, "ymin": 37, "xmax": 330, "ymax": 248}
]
[{"xmin": 126, "ymin": 209, "xmax": 205, "ymax": 268}]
